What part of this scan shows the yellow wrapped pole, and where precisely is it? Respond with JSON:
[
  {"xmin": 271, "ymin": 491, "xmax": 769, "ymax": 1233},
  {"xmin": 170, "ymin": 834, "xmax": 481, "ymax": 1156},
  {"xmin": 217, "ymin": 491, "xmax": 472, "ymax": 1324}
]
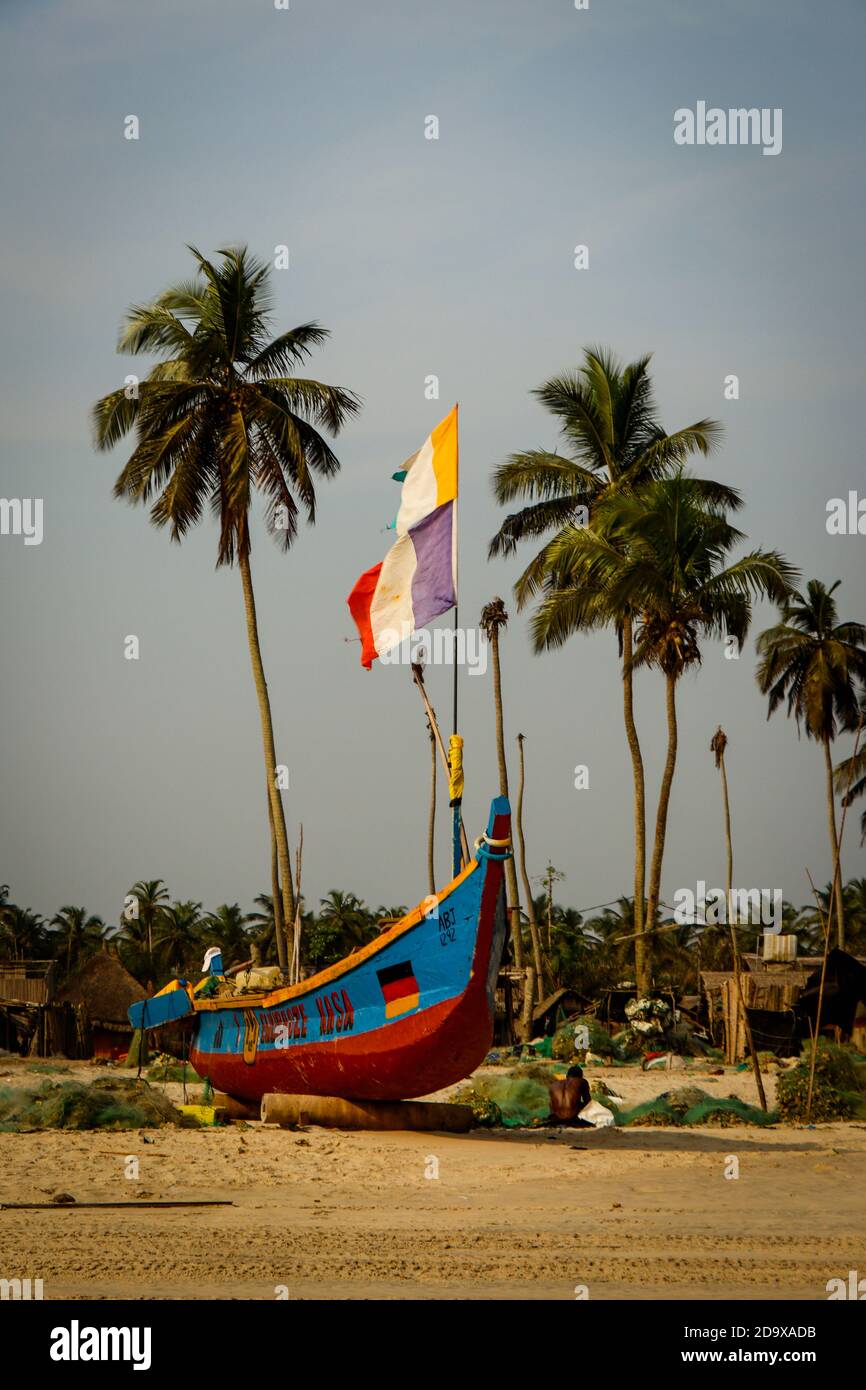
[{"xmin": 449, "ymin": 732, "xmax": 465, "ymax": 876}]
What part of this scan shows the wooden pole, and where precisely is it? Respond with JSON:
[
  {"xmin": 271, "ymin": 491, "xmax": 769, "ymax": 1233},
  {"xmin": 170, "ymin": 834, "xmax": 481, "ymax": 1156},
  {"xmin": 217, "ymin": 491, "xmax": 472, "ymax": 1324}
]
[
  {"xmin": 805, "ymin": 715, "xmax": 863, "ymax": 1120},
  {"xmin": 267, "ymin": 791, "xmax": 287, "ymax": 976},
  {"xmin": 427, "ymin": 718, "xmax": 437, "ymax": 897},
  {"xmin": 291, "ymin": 825, "xmax": 303, "ymax": 985},
  {"xmin": 411, "ymin": 664, "xmax": 470, "ymax": 866},
  {"xmin": 711, "ymin": 729, "xmax": 766, "ymax": 1110},
  {"xmin": 261, "ymin": 1093, "xmax": 473, "ymax": 1132}
]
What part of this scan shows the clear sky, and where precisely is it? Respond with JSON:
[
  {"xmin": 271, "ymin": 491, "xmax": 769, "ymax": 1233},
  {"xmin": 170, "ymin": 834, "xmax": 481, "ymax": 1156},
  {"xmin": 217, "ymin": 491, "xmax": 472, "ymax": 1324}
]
[{"xmin": 1, "ymin": 0, "xmax": 864, "ymax": 930}]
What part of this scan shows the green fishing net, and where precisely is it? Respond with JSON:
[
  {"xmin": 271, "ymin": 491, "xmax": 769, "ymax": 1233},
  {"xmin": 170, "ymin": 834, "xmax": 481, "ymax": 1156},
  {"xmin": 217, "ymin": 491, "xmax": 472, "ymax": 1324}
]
[
  {"xmin": 455, "ymin": 1064, "xmax": 558, "ymax": 1126},
  {"xmin": 776, "ymin": 1042, "xmax": 866, "ymax": 1123},
  {"xmin": 458, "ymin": 1059, "xmax": 783, "ymax": 1129},
  {"xmin": 552, "ymin": 1016, "xmax": 624, "ymax": 1062},
  {"xmin": 145, "ymin": 1052, "xmax": 200, "ymax": 1085},
  {"xmin": 600, "ymin": 1085, "xmax": 777, "ymax": 1128},
  {"xmin": 0, "ymin": 1077, "xmax": 198, "ymax": 1131}
]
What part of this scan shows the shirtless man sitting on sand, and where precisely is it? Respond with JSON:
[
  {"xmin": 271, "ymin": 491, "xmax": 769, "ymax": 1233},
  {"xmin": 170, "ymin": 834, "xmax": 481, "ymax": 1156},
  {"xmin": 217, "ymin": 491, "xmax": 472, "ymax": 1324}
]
[{"xmin": 548, "ymin": 1064, "xmax": 593, "ymax": 1126}]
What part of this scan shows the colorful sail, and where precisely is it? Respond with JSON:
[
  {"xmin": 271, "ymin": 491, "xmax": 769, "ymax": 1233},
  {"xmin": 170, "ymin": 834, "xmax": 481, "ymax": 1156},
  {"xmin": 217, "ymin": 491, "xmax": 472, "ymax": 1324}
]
[{"xmin": 348, "ymin": 406, "xmax": 458, "ymax": 668}]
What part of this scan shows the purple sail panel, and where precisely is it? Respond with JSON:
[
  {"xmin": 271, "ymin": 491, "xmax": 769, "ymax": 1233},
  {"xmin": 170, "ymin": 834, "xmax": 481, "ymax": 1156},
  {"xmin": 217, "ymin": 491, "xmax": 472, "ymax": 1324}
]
[{"xmin": 409, "ymin": 501, "xmax": 456, "ymax": 629}]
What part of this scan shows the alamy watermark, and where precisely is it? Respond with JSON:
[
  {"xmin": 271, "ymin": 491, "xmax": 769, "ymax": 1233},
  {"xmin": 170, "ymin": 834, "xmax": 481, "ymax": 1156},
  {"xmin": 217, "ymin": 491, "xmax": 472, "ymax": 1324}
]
[
  {"xmin": 380, "ymin": 626, "xmax": 487, "ymax": 675},
  {"xmin": 826, "ymin": 491, "xmax": 865, "ymax": 535},
  {"xmin": 0, "ymin": 497, "xmax": 43, "ymax": 545},
  {"xmin": 1, "ymin": 1276, "xmax": 43, "ymax": 1300},
  {"xmin": 674, "ymin": 102, "xmax": 782, "ymax": 157},
  {"xmin": 672, "ymin": 880, "xmax": 783, "ymax": 932}
]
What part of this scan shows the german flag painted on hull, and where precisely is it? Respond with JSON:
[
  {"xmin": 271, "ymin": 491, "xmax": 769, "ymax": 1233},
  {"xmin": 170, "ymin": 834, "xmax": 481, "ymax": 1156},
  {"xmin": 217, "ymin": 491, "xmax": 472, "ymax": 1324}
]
[{"xmin": 377, "ymin": 961, "xmax": 420, "ymax": 1019}]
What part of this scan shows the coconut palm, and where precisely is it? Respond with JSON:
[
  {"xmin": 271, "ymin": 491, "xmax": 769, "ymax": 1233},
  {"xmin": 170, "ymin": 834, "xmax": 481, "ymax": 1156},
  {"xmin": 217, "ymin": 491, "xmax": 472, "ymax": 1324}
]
[
  {"xmin": 0, "ymin": 894, "xmax": 47, "ymax": 963},
  {"xmin": 156, "ymin": 900, "xmax": 204, "ymax": 975},
  {"xmin": 844, "ymin": 878, "xmax": 866, "ymax": 950},
  {"xmin": 800, "ymin": 879, "xmax": 866, "ymax": 955},
  {"xmin": 249, "ymin": 892, "xmax": 278, "ymax": 961},
  {"xmin": 373, "ymin": 904, "xmax": 408, "ymax": 923},
  {"xmin": 544, "ymin": 910, "xmax": 593, "ymax": 991},
  {"xmin": 202, "ymin": 903, "xmax": 252, "ymax": 969},
  {"xmin": 537, "ymin": 473, "xmax": 795, "ymax": 988},
  {"xmin": 317, "ymin": 891, "xmax": 374, "ymax": 953},
  {"xmin": 50, "ymin": 906, "xmax": 106, "ymax": 979},
  {"xmin": 757, "ymin": 581, "xmax": 866, "ymax": 948},
  {"xmin": 125, "ymin": 879, "xmax": 170, "ymax": 975},
  {"xmin": 479, "ymin": 598, "xmax": 523, "ymax": 971},
  {"xmin": 835, "ymin": 689, "xmax": 866, "ymax": 846},
  {"xmin": 92, "ymin": 246, "xmax": 361, "ymax": 970},
  {"xmin": 490, "ymin": 349, "xmax": 726, "ymax": 991}
]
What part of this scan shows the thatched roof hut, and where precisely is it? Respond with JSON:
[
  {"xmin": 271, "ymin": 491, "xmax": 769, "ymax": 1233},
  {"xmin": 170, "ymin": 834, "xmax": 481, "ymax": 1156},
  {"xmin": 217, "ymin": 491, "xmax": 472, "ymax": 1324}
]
[{"xmin": 55, "ymin": 950, "xmax": 145, "ymax": 1033}]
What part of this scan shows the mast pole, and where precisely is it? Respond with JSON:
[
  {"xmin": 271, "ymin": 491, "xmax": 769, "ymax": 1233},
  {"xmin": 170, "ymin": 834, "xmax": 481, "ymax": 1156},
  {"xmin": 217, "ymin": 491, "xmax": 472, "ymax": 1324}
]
[
  {"xmin": 412, "ymin": 663, "xmax": 470, "ymax": 865},
  {"xmin": 450, "ymin": 404, "xmax": 464, "ymax": 876}
]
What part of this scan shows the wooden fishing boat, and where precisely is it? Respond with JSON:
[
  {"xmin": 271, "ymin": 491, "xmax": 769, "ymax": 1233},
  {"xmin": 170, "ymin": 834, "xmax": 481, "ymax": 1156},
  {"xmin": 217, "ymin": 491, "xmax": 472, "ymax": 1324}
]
[{"xmin": 129, "ymin": 797, "xmax": 511, "ymax": 1103}]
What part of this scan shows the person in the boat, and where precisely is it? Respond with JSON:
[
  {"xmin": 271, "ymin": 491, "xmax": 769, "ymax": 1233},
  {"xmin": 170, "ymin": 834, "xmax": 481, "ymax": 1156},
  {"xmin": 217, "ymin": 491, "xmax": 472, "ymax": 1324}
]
[{"xmin": 548, "ymin": 1065, "xmax": 592, "ymax": 1126}]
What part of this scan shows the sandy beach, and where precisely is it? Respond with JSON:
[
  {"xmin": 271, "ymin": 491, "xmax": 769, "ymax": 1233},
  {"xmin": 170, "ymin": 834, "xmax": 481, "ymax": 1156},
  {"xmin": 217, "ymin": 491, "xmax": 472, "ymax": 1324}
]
[{"xmin": 1, "ymin": 1059, "xmax": 863, "ymax": 1301}]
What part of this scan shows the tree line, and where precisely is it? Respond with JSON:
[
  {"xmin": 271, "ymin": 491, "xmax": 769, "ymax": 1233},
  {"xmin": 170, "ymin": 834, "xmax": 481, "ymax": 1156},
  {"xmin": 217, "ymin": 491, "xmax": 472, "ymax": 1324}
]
[
  {"xmin": 11, "ymin": 246, "xmax": 862, "ymax": 1000},
  {"xmin": 2, "ymin": 877, "xmax": 864, "ymax": 999}
]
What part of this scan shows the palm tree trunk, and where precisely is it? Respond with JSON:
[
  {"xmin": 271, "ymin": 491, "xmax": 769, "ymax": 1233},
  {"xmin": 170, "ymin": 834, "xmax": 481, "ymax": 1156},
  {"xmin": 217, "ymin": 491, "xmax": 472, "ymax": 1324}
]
[
  {"xmin": 718, "ymin": 747, "xmax": 767, "ymax": 1111},
  {"xmin": 823, "ymin": 736, "xmax": 845, "ymax": 949},
  {"xmin": 644, "ymin": 670, "xmax": 679, "ymax": 979},
  {"xmin": 267, "ymin": 792, "xmax": 287, "ymax": 972},
  {"xmin": 427, "ymin": 722, "xmax": 436, "ymax": 897},
  {"xmin": 489, "ymin": 627, "xmax": 523, "ymax": 970},
  {"xmin": 622, "ymin": 618, "xmax": 648, "ymax": 993},
  {"xmin": 239, "ymin": 550, "xmax": 294, "ymax": 967},
  {"xmin": 516, "ymin": 734, "xmax": 545, "ymax": 1005}
]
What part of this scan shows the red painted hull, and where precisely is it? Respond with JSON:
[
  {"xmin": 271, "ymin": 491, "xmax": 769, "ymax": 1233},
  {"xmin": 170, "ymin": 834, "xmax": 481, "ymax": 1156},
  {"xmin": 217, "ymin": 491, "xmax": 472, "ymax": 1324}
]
[{"xmin": 192, "ymin": 986, "xmax": 492, "ymax": 1103}]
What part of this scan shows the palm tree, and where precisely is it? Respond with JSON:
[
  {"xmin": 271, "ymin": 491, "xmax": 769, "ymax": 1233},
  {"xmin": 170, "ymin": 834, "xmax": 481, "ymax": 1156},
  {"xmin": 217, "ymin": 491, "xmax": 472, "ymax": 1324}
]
[
  {"xmin": 582, "ymin": 898, "xmax": 644, "ymax": 991},
  {"xmin": 93, "ymin": 246, "xmax": 361, "ymax": 970},
  {"xmin": 479, "ymin": 598, "xmax": 523, "ymax": 969},
  {"xmin": 0, "ymin": 895, "xmax": 47, "ymax": 963},
  {"xmin": 490, "ymin": 348, "xmax": 725, "ymax": 992},
  {"xmin": 202, "ymin": 903, "xmax": 252, "ymax": 969},
  {"xmin": 317, "ymin": 891, "xmax": 374, "ymax": 953},
  {"xmin": 844, "ymin": 878, "xmax": 866, "ymax": 951},
  {"xmin": 835, "ymin": 689, "xmax": 866, "ymax": 846},
  {"xmin": 757, "ymin": 581, "xmax": 866, "ymax": 947},
  {"xmin": 249, "ymin": 892, "xmax": 278, "ymax": 962},
  {"xmin": 800, "ymin": 879, "xmax": 866, "ymax": 956},
  {"xmin": 537, "ymin": 473, "xmax": 795, "ymax": 990},
  {"xmin": 544, "ymin": 909, "xmax": 593, "ymax": 991},
  {"xmin": 50, "ymin": 907, "xmax": 106, "ymax": 978},
  {"xmin": 374, "ymin": 904, "xmax": 408, "ymax": 924},
  {"xmin": 126, "ymin": 879, "xmax": 169, "ymax": 977},
  {"xmin": 156, "ymin": 900, "xmax": 204, "ymax": 975}
]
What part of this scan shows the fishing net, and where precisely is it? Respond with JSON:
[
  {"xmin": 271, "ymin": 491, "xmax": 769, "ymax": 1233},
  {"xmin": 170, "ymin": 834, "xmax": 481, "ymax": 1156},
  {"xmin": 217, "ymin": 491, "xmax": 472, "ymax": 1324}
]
[
  {"xmin": 145, "ymin": 1052, "xmax": 200, "ymax": 1085},
  {"xmin": 0, "ymin": 1077, "xmax": 198, "ymax": 1132},
  {"xmin": 454, "ymin": 1064, "xmax": 558, "ymax": 1126},
  {"xmin": 125, "ymin": 1030, "xmax": 149, "ymax": 1069},
  {"xmin": 776, "ymin": 1042, "xmax": 866, "ymax": 1123},
  {"xmin": 609, "ymin": 1085, "xmax": 776, "ymax": 1128},
  {"xmin": 452, "ymin": 1090, "xmax": 504, "ymax": 1127},
  {"xmin": 552, "ymin": 1016, "xmax": 623, "ymax": 1062}
]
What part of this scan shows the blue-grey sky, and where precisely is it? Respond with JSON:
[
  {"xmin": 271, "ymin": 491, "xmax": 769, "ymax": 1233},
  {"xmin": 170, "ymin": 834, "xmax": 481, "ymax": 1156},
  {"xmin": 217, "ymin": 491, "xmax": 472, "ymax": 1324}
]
[{"xmin": 1, "ymin": 0, "xmax": 864, "ymax": 931}]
